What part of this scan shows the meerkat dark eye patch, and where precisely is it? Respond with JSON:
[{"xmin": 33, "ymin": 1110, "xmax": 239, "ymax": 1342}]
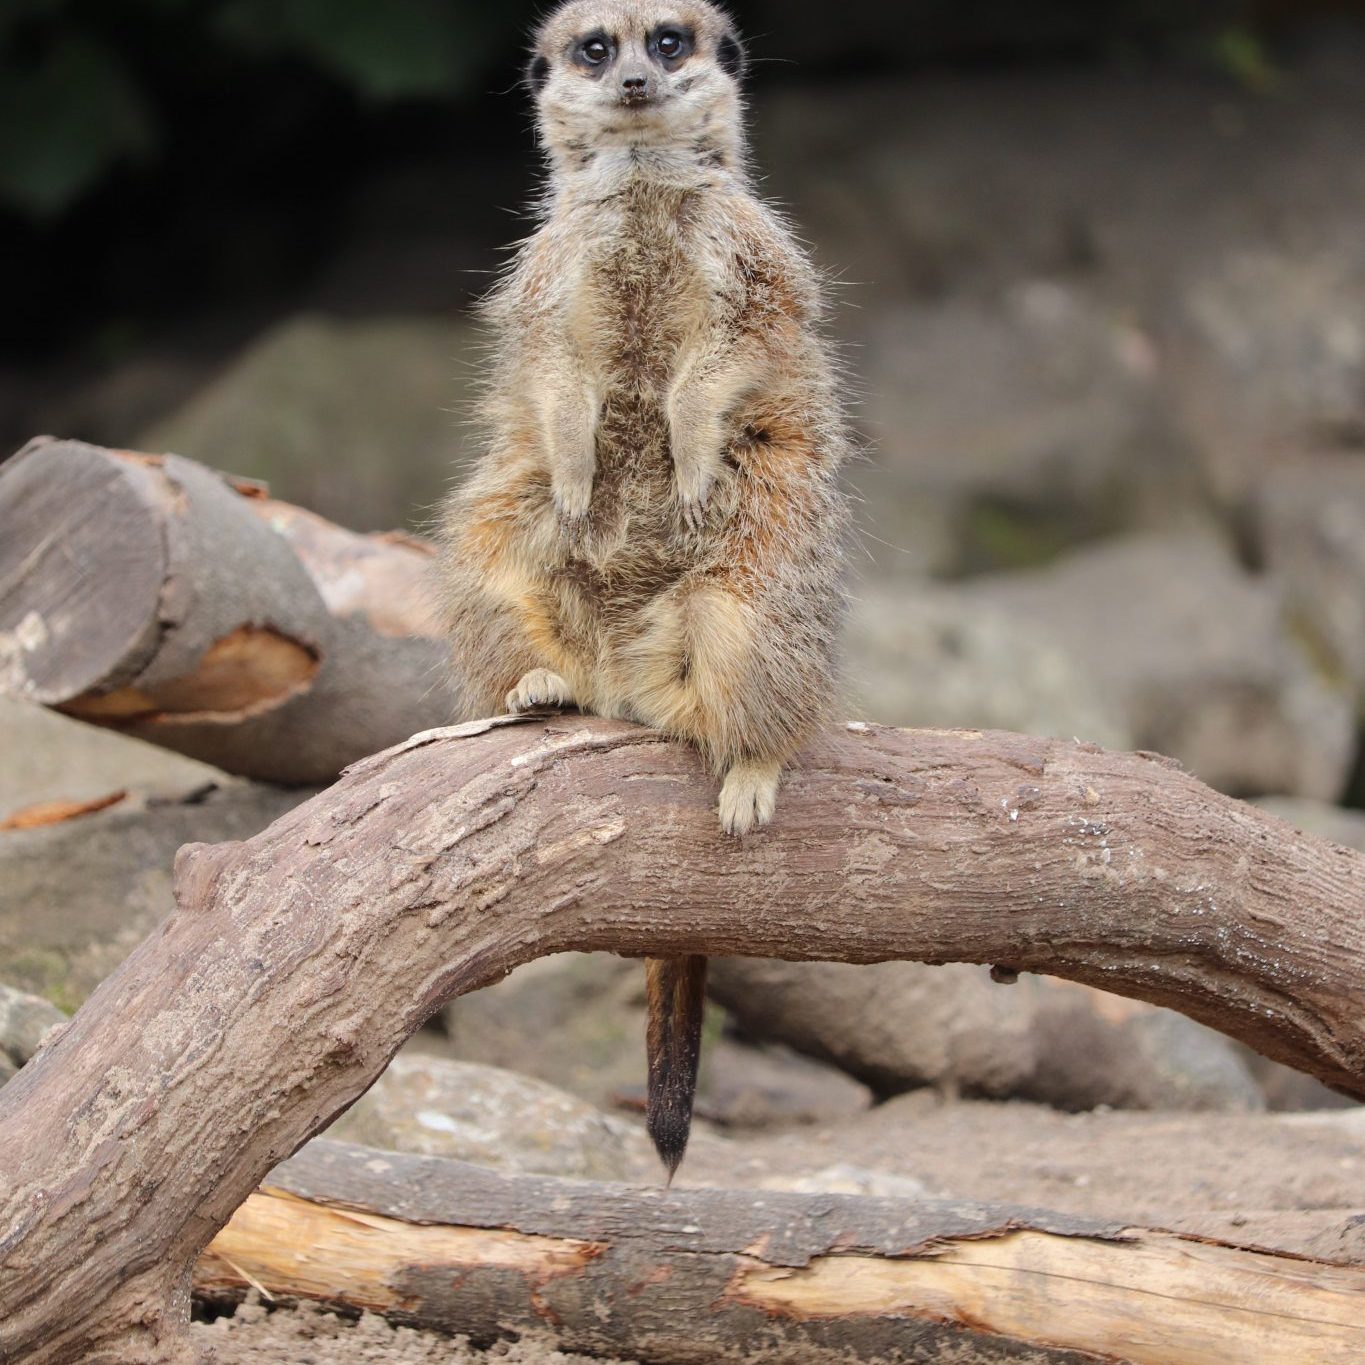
[
  {"xmin": 717, "ymin": 30, "xmax": 747, "ymax": 81},
  {"xmin": 649, "ymin": 25, "xmax": 695, "ymax": 66},
  {"xmin": 527, "ymin": 55, "xmax": 550, "ymax": 92},
  {"xmin": 573, "ymin": 31, "xmax": 615, "ymax": 71}
]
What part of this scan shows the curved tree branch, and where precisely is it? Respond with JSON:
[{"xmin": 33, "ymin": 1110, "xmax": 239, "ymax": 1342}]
[{"xmin": 0, "ymin": 715, "xmax": 1361, "ymax": 1362}]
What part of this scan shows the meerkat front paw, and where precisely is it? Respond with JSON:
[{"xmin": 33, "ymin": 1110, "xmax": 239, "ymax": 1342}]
[
  {"xmin": 717, "ymin": 759, "xmax": 781, "ymax": 836},
  {"xmin": 506, "ymin": 668, "xmax": 574, "ymax": 713},
  {"xmin": 552, "ymin": 467, "xmax": 594, "ymax": 531},
  {"xmin": 674, "ymin": 462, "xmax": 716, "ymax": 531}
]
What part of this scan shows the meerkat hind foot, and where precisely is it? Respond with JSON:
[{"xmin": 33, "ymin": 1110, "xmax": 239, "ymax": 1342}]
[
  {"xmin": 718, "ymin": 759, "xmax": 781, "ymax": 836},
  {"xmin": 506, "ymin": 668, "xmax": 573, "ymax": 714}
]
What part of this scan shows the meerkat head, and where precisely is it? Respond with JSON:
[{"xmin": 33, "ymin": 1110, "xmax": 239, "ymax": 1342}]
[{"xmin": 527, "ymin": 0, "xmax": 748, "ymax": 171}]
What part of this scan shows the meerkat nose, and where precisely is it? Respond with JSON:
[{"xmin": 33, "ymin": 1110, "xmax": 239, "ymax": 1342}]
[{"xmin": 620, "ymin": 67, "xmax": 651, "ymax": 102}]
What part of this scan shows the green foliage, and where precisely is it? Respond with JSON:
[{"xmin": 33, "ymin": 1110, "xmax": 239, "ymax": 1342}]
[
  {"xmin": 0, "ymin": 0, "xmax": 503, "ymax": 220},
  {"xmin": 216, "ymin": 0, "xmax": 501, "ymax": 101},
  {"xmin": 0, "ymin": 30, "xmax": 153, "ymax": 218},
  {"xmin": 1209, "ymin": 23, "xmax": 1282, "ymax": 92}
]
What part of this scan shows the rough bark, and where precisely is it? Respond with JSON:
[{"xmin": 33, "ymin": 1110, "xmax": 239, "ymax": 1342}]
[
  {"xmin": 0, "ymin": 437, "xmax": 453, "ymax": 783},
  {"xmin": 0, "ymin": 714, "xmax": 1362, "ymax": 1363},
  {"xmin": 193, "ymin": 1137, "xmax": 1365, "ymax": 1365}
]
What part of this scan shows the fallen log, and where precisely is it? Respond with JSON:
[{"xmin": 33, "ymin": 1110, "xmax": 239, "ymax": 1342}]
[
  {"xmin": 194, "ymin": 1137, "xmax": 1365, "ymax": 1365},
  {"xmin": 1, "ymin": 715, "xmax": 1362, "ymax": 1363},
  {"xmin": 707, "ymin": 957, "xmax": 1267, "ymax": 1112},
  {"xmin": 0, "ymin": 437, "xmax": 453, "ymax": 783}
]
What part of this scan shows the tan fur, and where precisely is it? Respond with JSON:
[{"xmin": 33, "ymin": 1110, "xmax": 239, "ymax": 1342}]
[{"xmin": 439, "ymin": 0, "xmax": 850, "ymax": 830}]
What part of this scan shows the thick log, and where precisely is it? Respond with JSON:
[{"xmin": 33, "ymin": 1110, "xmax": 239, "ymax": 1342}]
[
  {"xmin": 707, "ymin": 957, "xmax": 1267, "ymax": 1112},
  {"xmin": 0, "ymin": 437, "xmax": 453, "ymax": 783},
  {"xmin": 0, "ymin": 715, "xmax": 1362, "ymax": 1363},
  {"xmin": 193, "ymin": 1138, "xmax": 1365, "ymax": 1365}
]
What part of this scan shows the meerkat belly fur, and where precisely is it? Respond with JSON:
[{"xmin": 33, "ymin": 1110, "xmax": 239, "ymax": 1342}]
[{"xmin": 439, "ymin": 0, "xmax": 850, "ymax": 1177}]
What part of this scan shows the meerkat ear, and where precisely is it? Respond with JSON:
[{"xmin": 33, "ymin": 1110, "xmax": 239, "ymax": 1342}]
[
  {"xmin": 717, "ymin": 29, "xmax": 747, "ymax": 82},
  {"xmin": 526, "ymin": 54, "xmax": 551, "ymax": 93}
]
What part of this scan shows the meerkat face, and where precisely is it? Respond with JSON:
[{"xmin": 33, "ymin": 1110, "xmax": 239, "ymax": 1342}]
[{"xmin": 528, "ymin": 0, "xmax": 747, "ymax": 161}]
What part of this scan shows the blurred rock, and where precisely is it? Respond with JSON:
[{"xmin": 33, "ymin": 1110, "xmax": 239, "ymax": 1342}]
[
  {"xmin": 967, "ymin": 532, "xmax": 1354, "ymax": 798},
  {"xmin": 326, "ymin": 1055, "xmax": 627, "ymax": 1180},
  {"xmin": 1255, "ymin": 454, "xmax": 1365, "ymax": 708},
  {"xmin": 443, "ymin": 952, "xmax": 646, "ymax": 1113},
  {"xmin": 28, "ymin": 352, "xmax": 220, "ymax": 456},
  {"xmin": 761, "ymin": 1164, "xmax": 934, "ymax": 1200},
  {"xmin": 0, "ymin": 983, "xmax": 66, "ymax": 1086},
  {"xmin": 709, "ymin": 958, "xmax": 1264, "ymax": 1114},
  {"xmin": 0, "ymin": 775, "xmax": 311, "ymax": 1010},
  {"xmin": 0, "ymin": 694, "xmax": 312, "ymax": 1009},
  {"xmin": 846, "ymin": 583, "xmax": 1130, "ymax": 747},
  {"xmin": 1254, "ymin": 796, "xmax": 1365, "ymax": 855},
  {"xmin": 1175, "ymin": 250, "xmax": 1365, "ymax": 504},
  {"xmin": 856, "ymin": 285, "xmax": 1187, "ymax": 578},
  {"xmin": 702, "ymin": 1038, "xmax": 872, "ymax": 1129},
  {"xmin": 141, "ymin": 314, "xmax": 476, "ymax": 534},
  {"xmin": 0, "ymin": 697, "xmax": 222, "ymax": 823}
]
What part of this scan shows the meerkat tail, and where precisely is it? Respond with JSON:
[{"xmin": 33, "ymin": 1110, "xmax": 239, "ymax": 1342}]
[{"xmin": 645, "ymin": 953, "xmax": 708, "ymax": 1182}]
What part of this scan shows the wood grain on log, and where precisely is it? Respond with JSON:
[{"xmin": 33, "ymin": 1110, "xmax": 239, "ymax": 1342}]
[
  {"xmin": 191, "ymin": 1138, "xmax": 1365, "ymax": 1365},
  {"xmin": 0, "ymin": 716, "xmax": 1362, "ymax": 1362},
  {"xmin": 0, "ymin": 438, "xmax": 453, "ymax": 783}
]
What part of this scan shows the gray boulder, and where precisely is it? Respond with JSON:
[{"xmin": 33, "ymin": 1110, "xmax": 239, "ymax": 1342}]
[
  {"xmin": 855, "ymin": 284, "xmax": 1179, "ymax": 578},
  {"xmin": 141, "ymin": 313, "xmax": 477, "ymax": 535},
  {"xmin": 847, "ymin": 582, "xmax": 1130, "ymax": 748},
  {"xmin": 326, "ymin": 1055, "xmax": 628, "ymax": 1180},
  {"xmin": 1174, "ymin": 249, "xmax": 1365, "ymax": 502},
  {"xmin": 1255, "ymin": 796, "xmax": 1365, "ymax": 855},
  {"xmin": 1256, "ymin": 455, "xmax": 1365, "ymax": 710},
  {"xmin": 0, "ymin": 697, "xmax": 222, "ymax": 822},
  {"xmin": 0, "ymin": 984, "xmax": 66, "ymax": 1086},
  {"xmin": 965, "ymin": 531, "xmax": 1354, "ymax": 799}
]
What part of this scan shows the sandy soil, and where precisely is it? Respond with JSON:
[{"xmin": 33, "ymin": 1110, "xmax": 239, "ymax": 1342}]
[{"xmin": 195, "ymin": 1297, "xmax": 636, "ymax": 1365}]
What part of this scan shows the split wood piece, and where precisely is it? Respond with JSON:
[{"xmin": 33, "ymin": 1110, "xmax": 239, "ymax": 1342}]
[
  {"xmin": 194, "ymin": 1137, "xmax": 1365, "ymax": 1365},
  {"xmin": 0, "ymin": 437, "xmax": 453, "ymax": 784},
  {"xmin": 0, "ymin": 716, "xmax": 1362, "ymax": 1363}
]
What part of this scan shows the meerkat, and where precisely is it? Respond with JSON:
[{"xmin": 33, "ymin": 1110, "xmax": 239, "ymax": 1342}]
[{"xmin": 439, "ymin": 0, "xmax": 850, "ymax": 1178}]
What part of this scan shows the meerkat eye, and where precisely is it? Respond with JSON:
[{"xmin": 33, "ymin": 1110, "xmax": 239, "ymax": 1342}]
[
  {"xmin": 652, "ymin": 27, "xmax": 693, "ymax": 63},
  {"xmin": 579, "ymin": 36, "xmax": 611, "ymax": 65}
]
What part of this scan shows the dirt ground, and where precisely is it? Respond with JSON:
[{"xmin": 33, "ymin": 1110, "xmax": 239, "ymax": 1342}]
[{"xmin": 195, "ymin": 1298, "xmax": 635, "ymax": 1365}]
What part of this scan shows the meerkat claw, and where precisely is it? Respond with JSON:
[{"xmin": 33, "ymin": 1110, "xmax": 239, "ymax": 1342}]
[
  {"xmin": 557, "ymin": 509, "xmax": 589, "ymax": 547},
  {"xmin": 674, "ymin": 466, "xmax": 714, "ymax": 531},
  {"xmin": 718, "ymin": 759, "xmax": 781, "ymax": 836},
  {"xmin": 506, "ymin": 668, "xmax": 573, "ymax": 714}
]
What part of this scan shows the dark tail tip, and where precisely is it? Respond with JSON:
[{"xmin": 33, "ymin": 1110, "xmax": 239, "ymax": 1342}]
[{"xmin": 645, "ymin": 954, "xmax": 707, "ymax": 1181}]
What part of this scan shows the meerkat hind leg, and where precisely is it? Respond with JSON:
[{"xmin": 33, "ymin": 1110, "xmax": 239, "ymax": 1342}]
[
  {"xmin": 718, "ymin": 758, "xmax": 781, "ymax": 836},
  {"xmin": 506, "ymin": 667, "xmax": 574, "ymax": 714}
]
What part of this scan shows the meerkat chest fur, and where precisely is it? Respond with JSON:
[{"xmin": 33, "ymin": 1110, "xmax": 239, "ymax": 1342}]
[{"xmin": 546, "ymin": 178, "xmax": 732, "ymax": 522}]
